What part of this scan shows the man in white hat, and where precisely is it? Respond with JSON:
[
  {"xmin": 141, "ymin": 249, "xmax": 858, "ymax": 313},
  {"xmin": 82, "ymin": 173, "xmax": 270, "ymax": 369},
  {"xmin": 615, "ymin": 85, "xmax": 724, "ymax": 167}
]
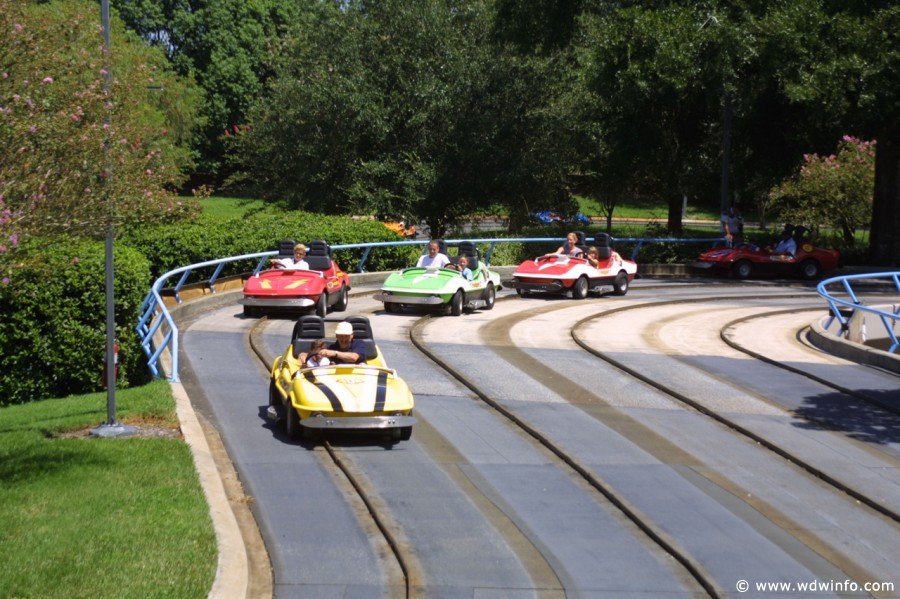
[{"xmin": 323, "ymin": 321, "xmax": 367, "ymax": 364}]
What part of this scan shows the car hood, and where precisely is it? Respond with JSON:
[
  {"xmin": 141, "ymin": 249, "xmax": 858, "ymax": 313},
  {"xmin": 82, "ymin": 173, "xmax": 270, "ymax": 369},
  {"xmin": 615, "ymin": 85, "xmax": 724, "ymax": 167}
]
[
  {"xmin": 291, "ymin": 365, "xmax": 414, "ymax": 413},
  {"xmin": 243, "ymin": 269, "xmax": 327, "ymax": 297}
]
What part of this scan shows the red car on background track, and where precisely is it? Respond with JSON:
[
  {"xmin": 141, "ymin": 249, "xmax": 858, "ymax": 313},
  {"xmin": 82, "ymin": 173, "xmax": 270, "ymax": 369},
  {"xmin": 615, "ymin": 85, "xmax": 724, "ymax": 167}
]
[
  {"xmin": 691, "ymin": 226, "xmax": 840, "ymax": 279},
  {"xmin": 239, "ymin": 239, "xmax": 351, "ymax": 317}
]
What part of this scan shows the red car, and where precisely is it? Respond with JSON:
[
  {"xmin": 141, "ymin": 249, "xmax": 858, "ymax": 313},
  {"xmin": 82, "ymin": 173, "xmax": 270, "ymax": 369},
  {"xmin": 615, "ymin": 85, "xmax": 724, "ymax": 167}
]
[
  {"xmin": 505, "ymin": 233, "xmax": 638, "ymax": 298},
  {"xmin": 239, "ymin": 239, "xmax": 350, "ymax": 317},
  {"xmin": 692, "ymin": 227, "xmax": 840, "ymax": 279}
]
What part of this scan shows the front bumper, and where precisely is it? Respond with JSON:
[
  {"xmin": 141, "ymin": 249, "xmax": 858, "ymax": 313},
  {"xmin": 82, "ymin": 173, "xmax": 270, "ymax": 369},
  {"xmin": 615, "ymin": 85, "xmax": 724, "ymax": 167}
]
[
  {"xmin": 687, "ymin": 261, "xmax": 718, "ymax": 271},
  {"xmin": 238, "ymin": 296, "xmax": 315, "ymax": 308},
  {"xmin": 300, "ymin": 414, "xmax": 417, "ymax": 430},
  {"xmin": 374, "ymin": 292, "xmax": 445, "ymax": 306},
  {"xmin": 503, "ymin": 278, "xmax": 565, "ymax": 293}
]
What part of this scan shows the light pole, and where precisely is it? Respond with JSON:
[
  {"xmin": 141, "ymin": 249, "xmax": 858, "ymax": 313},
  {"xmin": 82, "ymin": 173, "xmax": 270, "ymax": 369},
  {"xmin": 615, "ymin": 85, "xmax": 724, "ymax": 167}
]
[{"xmin": 91, "ymin": 0, "xmax": 135, "ymax": 438}]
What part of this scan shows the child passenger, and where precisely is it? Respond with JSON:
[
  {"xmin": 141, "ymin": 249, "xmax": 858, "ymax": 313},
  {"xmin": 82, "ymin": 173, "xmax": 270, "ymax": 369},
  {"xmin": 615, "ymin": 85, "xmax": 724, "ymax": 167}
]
[{"xmin": 302, "ymin": 339, "xmax": 331, "ymax": 367}]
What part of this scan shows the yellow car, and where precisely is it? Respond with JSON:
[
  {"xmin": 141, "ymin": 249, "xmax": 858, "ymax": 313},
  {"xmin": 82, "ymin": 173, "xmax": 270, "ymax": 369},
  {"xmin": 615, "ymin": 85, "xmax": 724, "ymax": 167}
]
[{"xmin": 267, "ymin": 315, "xmax": 415, "ymax": 442}]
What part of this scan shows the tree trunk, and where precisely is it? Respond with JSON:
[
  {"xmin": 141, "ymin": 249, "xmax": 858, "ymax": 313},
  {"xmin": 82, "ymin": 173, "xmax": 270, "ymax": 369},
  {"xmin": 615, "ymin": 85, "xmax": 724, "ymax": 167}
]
[
  {"xmin": 870, "ymin": 136, "xmax": 900, "ymax": 266},
  {"xmin": 667, "ymin": 193, "xmax": 683, "ymax": 235}
]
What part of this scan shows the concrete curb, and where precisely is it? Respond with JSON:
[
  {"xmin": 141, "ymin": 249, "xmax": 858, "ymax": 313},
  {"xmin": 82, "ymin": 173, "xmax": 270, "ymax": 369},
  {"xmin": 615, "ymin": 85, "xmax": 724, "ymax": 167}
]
[
  {"xmin": 808, "ymin": 316, "xmax": 900, "ymax": 375},
  {"xmin": 170, "ymin": 381, "xmax": 250, "ymax": 598}
]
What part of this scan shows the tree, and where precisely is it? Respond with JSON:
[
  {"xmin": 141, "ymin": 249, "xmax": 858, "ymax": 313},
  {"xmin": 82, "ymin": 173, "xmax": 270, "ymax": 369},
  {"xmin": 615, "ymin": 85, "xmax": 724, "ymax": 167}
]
[
  {"xmin": 0, "ymin": 0, "xmax": 202, "ymax": 280},
  {"xmin": 768, "ymin": 137, "xmax": 875, "ymax": 244},
  {"xmin": 759, "ymin": 1, "xmax": 900, "ymax": 265},
  {"xmin": 111, "ymin": 0, "xmax": 307, "ymax": 182},
  {"xmin": 232, "ymin": 0, "xmax": 573, "ymax": 236},
  {"xmin": 573, "ymin": 5, "xmax": 733, "ymax": 234}
]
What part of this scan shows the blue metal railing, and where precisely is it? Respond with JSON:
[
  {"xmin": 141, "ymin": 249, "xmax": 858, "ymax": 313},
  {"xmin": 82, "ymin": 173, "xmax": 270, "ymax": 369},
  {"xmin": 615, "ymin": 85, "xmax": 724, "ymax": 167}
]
[
  {"xmin": 137, "ymin": 236, "xmax": 721, "ymax": 381},
  {"xmin": 817, "ymin": 271, "xmax": 900, "ymax": 353}
]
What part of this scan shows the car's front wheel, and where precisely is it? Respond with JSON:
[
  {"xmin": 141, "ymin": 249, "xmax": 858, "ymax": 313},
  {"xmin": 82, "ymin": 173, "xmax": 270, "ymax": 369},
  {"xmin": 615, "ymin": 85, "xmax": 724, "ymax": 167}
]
[
  {"xmin": 333, "ymin": 286, "xmax": 349, "ymax": 312},
  {"xmin": 612, "ymin": 272, "xmax": 629, "ymax": 296},
  {"xmin": 799, "ymin": 259, "xmax": 822, "ymax": 280},
  {"xmin": 268, "ymin": 380, "xmax": 284, "ymax": 426},
  {"xmin": 315, "ymin": 292, "xmax": 327, "ymax": 317},
  {"xmin": 450, "ymin": 289, "xmax": 464, "ymax": 316},
  {"xmin": 572, "ymin": 276, "xmax": 589, "ymax": 300},
  {"xmin": 733, "ymin": 260, "xmax": 753, "ymax": 279},
  {"xmin": 285, "ymin": 402, "xmax": 305, "ymax": 441},
  {"xmin": 482, "ymin": 283, "xmax": 496, "ymax": 310}
]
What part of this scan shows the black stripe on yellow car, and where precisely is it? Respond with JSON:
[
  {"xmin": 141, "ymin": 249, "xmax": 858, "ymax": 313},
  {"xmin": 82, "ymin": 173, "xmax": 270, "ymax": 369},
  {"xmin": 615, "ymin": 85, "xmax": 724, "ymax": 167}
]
[
  {"xmin": 303, "ymin": 371, "xmax": 344, "ymax": 412},
  {"xmin": 374, "ymin": 369, "xmax": 388, "ymax": 412}
]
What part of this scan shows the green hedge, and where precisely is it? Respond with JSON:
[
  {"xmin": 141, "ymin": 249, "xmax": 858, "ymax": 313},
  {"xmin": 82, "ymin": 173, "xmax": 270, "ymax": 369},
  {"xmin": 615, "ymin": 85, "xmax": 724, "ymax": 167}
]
[
  {"xmin": 120, "ymin": 211, "xmax": 412, "ymax": 280},
  {"xmin": 0, "ymin": 239, "xmax": 152, "ymax": 406}
]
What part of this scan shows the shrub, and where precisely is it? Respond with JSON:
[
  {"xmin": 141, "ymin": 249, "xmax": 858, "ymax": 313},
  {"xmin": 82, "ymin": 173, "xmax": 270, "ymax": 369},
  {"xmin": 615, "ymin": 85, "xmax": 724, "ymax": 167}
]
[
  {"xmin": 119, "ymin": 211, "xmax": 414, "ymax": 281},
  {"xmin": 768, "ymin": 136, "xmax": 875, "ymax": 245},
  {"xmin": 0, "ymin": 238, "xmax": 151, "ymax": 406}
]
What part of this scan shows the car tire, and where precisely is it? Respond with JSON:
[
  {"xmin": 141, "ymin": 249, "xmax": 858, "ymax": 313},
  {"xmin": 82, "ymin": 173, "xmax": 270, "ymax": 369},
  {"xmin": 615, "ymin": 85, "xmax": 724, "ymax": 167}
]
[
  {"xmin": 612, "ymin": 271, "xmax": 629, "ymax": 296},
  {"xmin": 268, "ymin": 379, "xmax": 284, "ymax": 426},
  {"xmin": 572, "ymin": 276, "xmax": 589, "ymax": 300},
  {"xmin": 482, "ymin": 283, "xmax": 496, "ymax": 310},
  {"xmin": 243, "ymin": 305, "xmax": 256, "ymax": 318},
  {"xmin": 515, "ymin": 287, "xmax": 528, "ymax": 297},
  {"xmin": 384, "ymin": 301, "xmax": 396, "ymax": 313},
  {"xmin": 334, "ymin": 286, "xmax": 349, "ymax": 312},
  {"xmin": 399, "ymin": 425, "xmax": 412, "ymax": 441},
  {"xmin": 285, "ymin": 401, "xmax": 304, "ymax": 441},
  {"xmin": 315, "ymin": 292, "xmax": 327, "ymax": 317},
  {"xmin": 733, "ymin": 260, "xmax": 753, "ymax": 279},
  {"xmin": 450, "ymin": 289, "xmax": 464, "ymax": 316},
  {"xmin": 799, "ymin": 259, "xmax": 822, "ymax": 280}
]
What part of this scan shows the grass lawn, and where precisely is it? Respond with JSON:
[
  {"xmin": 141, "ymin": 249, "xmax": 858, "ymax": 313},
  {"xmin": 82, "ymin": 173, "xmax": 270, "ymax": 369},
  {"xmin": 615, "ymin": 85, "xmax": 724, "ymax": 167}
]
[
  {"xmin": 0, "ymin": 380, "xmax": 216, "ymax": 598},
  {"xmin": 198, "ymin": 196, "xmax": 274, "ymax": 220}
]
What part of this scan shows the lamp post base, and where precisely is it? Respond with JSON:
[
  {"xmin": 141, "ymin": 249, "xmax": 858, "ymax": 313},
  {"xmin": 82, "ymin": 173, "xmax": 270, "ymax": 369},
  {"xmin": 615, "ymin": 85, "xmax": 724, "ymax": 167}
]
[{"xmin": 90, "ymin": 422, "xmax": 137, "ymax": 438}]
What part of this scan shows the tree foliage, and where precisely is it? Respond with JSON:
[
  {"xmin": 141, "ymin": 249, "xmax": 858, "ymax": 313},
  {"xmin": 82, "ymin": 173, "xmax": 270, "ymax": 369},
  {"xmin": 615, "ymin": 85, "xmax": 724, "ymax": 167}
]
[
  {"xmin": 0, "ymin": 0, "xmax": 202, "ymax": 280},
  {"xmin": 232, "ymin": 0, "xmax": 571, "ymax": 236},
  {"xmin": 111, "ymin": 0, "xmax": 307, "ymax": 178},
  {"xmin": 768, "ymin": 136, "xmax": 875, "ymax": 244}
]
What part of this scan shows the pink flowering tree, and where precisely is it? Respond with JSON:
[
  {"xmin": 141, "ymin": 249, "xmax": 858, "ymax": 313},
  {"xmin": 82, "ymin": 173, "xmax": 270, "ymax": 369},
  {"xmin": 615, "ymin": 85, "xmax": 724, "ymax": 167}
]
[
  {"xmin": 768, "ymin": 136, "xmax": 875, "ymax": 245},
  {"xmin": 0, "ymin": 0, "xmax": 202, "ymax": 281}
]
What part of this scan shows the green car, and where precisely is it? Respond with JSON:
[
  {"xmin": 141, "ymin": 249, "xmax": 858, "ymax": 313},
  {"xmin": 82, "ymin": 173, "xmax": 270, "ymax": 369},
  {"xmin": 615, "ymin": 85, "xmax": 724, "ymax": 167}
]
[{"xmin": 374, "ymin": 241, "xmax": 502, "ymax": 316}]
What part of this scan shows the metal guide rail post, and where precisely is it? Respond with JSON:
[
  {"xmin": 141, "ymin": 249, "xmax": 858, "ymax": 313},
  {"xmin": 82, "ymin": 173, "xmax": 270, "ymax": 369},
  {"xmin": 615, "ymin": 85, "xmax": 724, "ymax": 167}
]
[
  {"xmin": 136, "ymin": 236, "xmax": 721, "ymax": 381},
  {"xmin": 817, "ymin": 271, "xmax": 900, "ymax": 353}
]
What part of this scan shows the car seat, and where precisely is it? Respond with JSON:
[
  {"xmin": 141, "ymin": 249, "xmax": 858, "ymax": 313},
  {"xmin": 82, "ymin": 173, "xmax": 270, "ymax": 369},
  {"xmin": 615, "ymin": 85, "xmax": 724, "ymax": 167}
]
[
  {"xmin": 572, "ymin": 231, "xmax": 589, "ymax": 255},
  {"xmin": 593, "ymin": 233, "xmax": 612, "ymax": 260},
  {"xmin": 277, "ymin": 239, "xmax": 297, "ymax": 259},
  {"xmin": 306, "ymin": 239, "xmax": 333, "ymax": 271},
  {"xmin": 456, "ymin": 240, "xmax": 480, "ymax": 269},
  {"xmin": 793, "ymin": 226, "xmax": 810, "ymax": 245},
  {"xmin": 292, "ymin": 315, "xmax": 326, "ymax": 358}
]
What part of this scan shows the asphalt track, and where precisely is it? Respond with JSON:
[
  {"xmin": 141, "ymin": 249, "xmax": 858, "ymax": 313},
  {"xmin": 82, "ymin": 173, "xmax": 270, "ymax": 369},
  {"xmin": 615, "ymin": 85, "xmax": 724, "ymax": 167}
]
[{"xmin": 174, "ymin": 276, "xmax": 900, "ymax": 598}]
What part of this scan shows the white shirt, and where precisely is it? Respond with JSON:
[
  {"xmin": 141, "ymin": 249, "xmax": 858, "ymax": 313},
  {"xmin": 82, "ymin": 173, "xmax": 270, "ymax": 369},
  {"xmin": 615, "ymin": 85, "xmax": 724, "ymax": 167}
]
[
  {"xmin": 774, "ymin": 237, "xmax": 797, "ymax": 256},
  {"xmin": 417, "ymin": 252, "xmax": 450, "ymax": 268},
  {"xmin": 276, "ymin": 257, "xmax": 309, "ymax": 270}
]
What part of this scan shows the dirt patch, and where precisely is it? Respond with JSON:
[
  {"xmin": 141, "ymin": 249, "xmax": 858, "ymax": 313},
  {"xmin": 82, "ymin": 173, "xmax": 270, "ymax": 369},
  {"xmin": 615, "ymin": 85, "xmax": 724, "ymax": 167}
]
[{"xmin": 55, "ymin": 421, "xmax": 182, "ymax": 439}]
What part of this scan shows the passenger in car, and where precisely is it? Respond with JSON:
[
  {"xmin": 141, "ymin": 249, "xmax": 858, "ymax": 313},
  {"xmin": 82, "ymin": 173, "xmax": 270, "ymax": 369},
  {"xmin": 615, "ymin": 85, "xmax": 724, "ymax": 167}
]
[
  {"xmin": 324, "ymin": 321, "xmax": 368, "ymax": 364},
  {"xmin": 297, "ymin": 339, "xmax": 331, "ymax": 368},
  {"xmin": 766, "ymin": 226, "xmax": 797, "ymax": 256},
  {"xmin": 547, "ymin": 232, "xmax": 584, "ymax": 258},
  {"xmin": 416, "ymin": 240, "xmax": 451, "ymax": 268},
  {"xmin": 452, "ymin": 254, "xmax": 474, "ymax": 280},
  {"xmin": 585, "ymin": 246, "xmax": 600, "ymax": 268},
  {"xmin": 272, "ymin": 244, "xmax": 309, "ymax": 270}
]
